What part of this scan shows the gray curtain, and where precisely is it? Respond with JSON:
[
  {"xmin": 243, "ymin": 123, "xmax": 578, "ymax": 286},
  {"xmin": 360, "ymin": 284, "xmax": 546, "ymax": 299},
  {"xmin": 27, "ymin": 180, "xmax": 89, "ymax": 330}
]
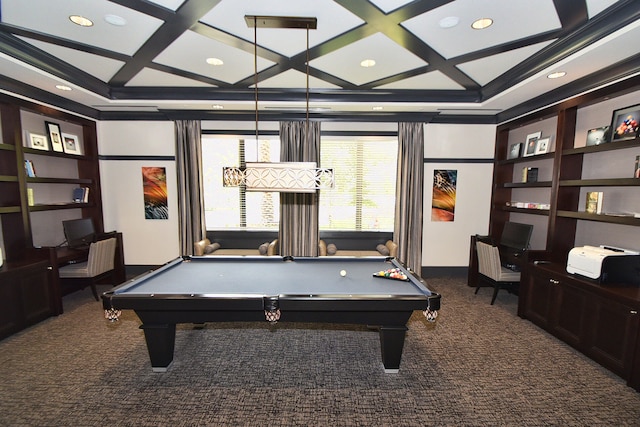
[
  {"xmin": 394, "ymin": 122, "xmax": 424, "ymax": 274},
  {"xmin": 175, "ymin": 120, "xmax": 205, "ymax": 256},
  {"xmin": 279, "ymin": 121, "xmax": 321, "ymax": 257}
]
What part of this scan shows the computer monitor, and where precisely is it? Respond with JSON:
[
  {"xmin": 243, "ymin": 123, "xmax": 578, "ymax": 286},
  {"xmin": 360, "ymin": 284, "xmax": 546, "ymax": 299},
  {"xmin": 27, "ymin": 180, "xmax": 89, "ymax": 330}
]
[
  {"xmin": 62, "ymin": 218, "xmax": 96, "ymax": 249},
  {"xmin": 499, "ymin": 221, "xmax": 533, "ymax": 251}
]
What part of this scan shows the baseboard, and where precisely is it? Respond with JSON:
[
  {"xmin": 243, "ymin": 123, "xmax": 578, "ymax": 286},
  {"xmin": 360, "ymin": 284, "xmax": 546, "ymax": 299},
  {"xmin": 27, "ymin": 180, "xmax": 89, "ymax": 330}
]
[{"xmin": 421, "ymin": 266, "xmax": 468, "ymax": 278}]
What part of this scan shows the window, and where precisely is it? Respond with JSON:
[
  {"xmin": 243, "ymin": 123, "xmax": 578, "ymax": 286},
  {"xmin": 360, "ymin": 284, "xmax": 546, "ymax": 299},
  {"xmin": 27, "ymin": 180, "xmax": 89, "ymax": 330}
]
[
  {"xmin": 202, "ymin": 134, "xmax": 397, "ymax": 232},
  {"xmin": 319, "ymin": 138, "xmax": 397, "ymax": 231},
  {"xmin": 202, "ymin": 136, "xmax": 280, "ymax": 230}
]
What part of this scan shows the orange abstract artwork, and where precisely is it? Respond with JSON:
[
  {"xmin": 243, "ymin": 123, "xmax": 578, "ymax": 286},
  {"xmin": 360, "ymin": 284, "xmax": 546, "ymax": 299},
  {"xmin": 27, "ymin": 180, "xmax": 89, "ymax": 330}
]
[
  {"xmin": 431, "ymin": 169, "xmax": 457, "ymax": 222},
  {"xmin": 142, "ymin": 167, "xmax": 168, "ymax": 219}
]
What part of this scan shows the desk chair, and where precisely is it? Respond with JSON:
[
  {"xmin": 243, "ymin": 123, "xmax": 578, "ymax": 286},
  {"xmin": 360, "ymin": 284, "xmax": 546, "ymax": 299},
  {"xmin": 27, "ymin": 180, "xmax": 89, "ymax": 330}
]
[
  {"xmin": 475, "ymin": 241, "xmax": 521, "ymax": 305},
  {"xmin": 59, "ymin": 237, "xmax": 117, "ymax": 301}
]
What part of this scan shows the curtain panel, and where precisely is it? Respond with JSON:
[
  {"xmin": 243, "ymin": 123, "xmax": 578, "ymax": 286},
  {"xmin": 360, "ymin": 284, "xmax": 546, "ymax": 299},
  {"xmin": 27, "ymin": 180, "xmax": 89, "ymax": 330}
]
[
  {"xmin": 395, "ymin": 122, "xmax": 425, "ymax": 274},
  {"xmin": 175, "ymin": 120, "xmax": 205, "ymax": 256},
  {"xmin": 279, "ymin": 121, "xmax": 321, "ymax": 257}
]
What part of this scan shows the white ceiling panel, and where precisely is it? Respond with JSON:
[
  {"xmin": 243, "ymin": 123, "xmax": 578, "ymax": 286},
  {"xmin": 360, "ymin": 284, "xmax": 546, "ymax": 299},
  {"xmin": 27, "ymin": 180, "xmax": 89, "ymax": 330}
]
[
  {"xmin": 457, "ymin": 40, "xmax": 556, "ymax": 86},
  {"xmin": 1, "ymin": 0, "xmax": 163, "ymax": 56},
  {"xmin": 402, "ymin": 0, "xmax": 561, "ymax": 59},
  {"xmin": 17, "ymin": 37, "xmax": 125, "ymax": 83},
  {"xmin": 310, "ymin": 33, "xmax": 428, "ymax": 86},
  {"xmin": 198, "ymin": 0, "xmax": 364, "ymax": 57},
  {"xmin": 153, "ymin": 30, "xmax": 274, "ymax": 84}
]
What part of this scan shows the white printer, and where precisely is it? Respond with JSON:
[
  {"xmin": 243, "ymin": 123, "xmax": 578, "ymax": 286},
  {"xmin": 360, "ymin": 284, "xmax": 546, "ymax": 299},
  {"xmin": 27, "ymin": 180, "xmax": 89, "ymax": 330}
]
[{"xmin": 567, "ymin": 245, "xmax": 640, "ymax": 284}]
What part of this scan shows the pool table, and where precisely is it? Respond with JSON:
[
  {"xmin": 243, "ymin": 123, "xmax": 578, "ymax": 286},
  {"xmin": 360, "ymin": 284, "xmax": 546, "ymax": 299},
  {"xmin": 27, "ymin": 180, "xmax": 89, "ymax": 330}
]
[{"xmin": 101, "ymin": 256, "xmax": 440, "ymax": 372}]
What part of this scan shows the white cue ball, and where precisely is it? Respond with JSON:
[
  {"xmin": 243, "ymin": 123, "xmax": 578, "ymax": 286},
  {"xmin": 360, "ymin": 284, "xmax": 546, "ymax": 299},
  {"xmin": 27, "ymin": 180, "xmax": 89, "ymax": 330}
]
[{"xmin": 340, "ymin": 269, "xmax": 347, "ymax": 277}]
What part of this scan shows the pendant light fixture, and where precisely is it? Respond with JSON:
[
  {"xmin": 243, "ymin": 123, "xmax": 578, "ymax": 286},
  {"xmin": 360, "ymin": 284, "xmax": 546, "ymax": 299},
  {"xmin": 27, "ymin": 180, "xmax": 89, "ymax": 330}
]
[{"xmin": 222, "ymin": 15, "xmax": 334, "ymax": 193}]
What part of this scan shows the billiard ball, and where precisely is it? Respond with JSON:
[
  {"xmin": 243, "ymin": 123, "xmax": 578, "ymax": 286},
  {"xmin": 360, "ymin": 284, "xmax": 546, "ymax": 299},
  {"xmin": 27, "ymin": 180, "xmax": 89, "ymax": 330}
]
[{"xmin": 340, "ymin": 269, "xmax": 347, "ymax": 277}]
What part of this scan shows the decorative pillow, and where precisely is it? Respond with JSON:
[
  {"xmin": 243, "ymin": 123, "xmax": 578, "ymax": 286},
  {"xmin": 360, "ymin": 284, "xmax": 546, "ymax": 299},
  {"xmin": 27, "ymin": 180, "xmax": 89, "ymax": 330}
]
[
  {"xmin": 204, "ymin": 242, "xmax": 220, "ymax": 254},
  {"xmin": 258, "ymin": 242, "xmax": 269, "ymax": 255},
  {"xmin": 376, "ymin": 243, "xmax": 390, "ymax": 256},
  {"xmin": 326, "ymin": 243, "xmax": 337, "ymax": 255}
]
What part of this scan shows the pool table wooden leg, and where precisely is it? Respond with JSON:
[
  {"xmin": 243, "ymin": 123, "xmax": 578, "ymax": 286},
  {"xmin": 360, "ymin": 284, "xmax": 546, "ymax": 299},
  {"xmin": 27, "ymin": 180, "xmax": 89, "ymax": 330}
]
[
  {"xmin": 140, "ymin": 323, "xmax": 176, "ymax": 372},
  {"xmin": 378, "ymin": 325, "xmax": 408, "ymax": 373}
]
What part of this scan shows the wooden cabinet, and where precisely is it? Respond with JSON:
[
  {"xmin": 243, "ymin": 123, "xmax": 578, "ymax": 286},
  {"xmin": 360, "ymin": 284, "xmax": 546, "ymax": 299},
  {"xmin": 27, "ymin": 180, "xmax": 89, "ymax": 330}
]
[
  {"xmin": 0, "ymin": 258, "xmax": 53, "ymax": 340},
  {"xmin": 521, "ymin": 262, "xmax": 640, "ymax": 391}
]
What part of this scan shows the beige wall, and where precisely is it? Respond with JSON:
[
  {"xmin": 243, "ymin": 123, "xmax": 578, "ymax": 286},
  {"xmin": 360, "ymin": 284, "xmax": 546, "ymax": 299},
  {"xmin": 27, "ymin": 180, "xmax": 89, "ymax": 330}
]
[{"xmin": 97, "ymin": 120, "xmax": 496, "ymax": 267}]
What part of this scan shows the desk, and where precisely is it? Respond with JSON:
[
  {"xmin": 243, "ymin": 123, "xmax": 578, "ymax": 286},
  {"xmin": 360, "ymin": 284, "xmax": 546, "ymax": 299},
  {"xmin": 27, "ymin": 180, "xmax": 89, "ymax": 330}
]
[{"xmin": 102, "ymin": 256, "xmax": 440, "ymax": 372}]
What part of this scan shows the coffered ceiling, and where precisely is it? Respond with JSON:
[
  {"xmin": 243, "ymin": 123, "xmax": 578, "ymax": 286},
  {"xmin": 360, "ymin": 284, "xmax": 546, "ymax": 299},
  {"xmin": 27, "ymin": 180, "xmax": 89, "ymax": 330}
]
[{"xmin": 0, "ymin": 0, "xmax": 639, "ymax": 123}]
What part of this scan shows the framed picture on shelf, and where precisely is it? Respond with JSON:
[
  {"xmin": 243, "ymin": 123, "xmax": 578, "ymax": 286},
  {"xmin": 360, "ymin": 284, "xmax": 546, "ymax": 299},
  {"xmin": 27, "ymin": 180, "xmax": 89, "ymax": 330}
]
[
  {"xmin": 61, "ymin": 133, "xmax": 82, "ymax": 155},
  {"xmin": 534, "ymin": 137, "xmax": 550, "ymax": 155},
  {"xmin": 507, "ymin": 142, "xmax": 522, "ymax": 159},
  {"xmin": 610, "ymin": 104, "xmax": 640, "ymax": 141},
  {"xmin": 586, "ymin": 126, "xmax": 610, "ymax": 146},
  {"xmin": 523, "ymin": 131, "xmax": 541, "ymax": 157},
  {"xmin": 27, "ymin": 132, "xmax": 49, "ymax": 151},
  {"xmin": 45, "ymin": 121, "xmax": 64, "ymax": 152}
]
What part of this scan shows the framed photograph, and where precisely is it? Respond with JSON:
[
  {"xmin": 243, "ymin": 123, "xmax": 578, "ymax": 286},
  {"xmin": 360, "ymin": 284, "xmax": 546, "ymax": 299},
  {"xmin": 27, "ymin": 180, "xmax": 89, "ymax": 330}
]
[
  {"xmin": 27, "ymin": 132, "xmax": 49, "ymax": 151},
  {"xmin": 45, "ymin": 121, "xmax": 64, "ymax": 153},
  {"xmin": 534, "ymin": 137, "xmax": 550, "ymax": 155},
  {"xmin": 507, "ymin": 142, "xmax": 522, "ymax": 159},
  {"xmin": 61, "ymin": 133, "xmax": 82, "ymax": 155},
  {"xmin": 523, "ymin": 131, "xmax": 541, "ymax": 157},
  {"xmin": 610, "ymin": 104, "xmax": 640, "ymax": 141},
  {"xmin": 586, "ymin": 126, "xmax": 610, "ymax": 146}
]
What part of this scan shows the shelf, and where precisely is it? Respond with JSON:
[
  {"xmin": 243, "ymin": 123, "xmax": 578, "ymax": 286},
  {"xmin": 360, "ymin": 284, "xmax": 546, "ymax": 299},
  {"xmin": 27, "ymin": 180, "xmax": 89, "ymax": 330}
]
[
  {"xmin": 28, "ymin": 202, "xmax": 92, "ymax": 212},
  {"xmin": 497, "ymin": 151, "xmax": 555, "ymax": 166},
  {"xmin": 501, "ymin": 206, "xmax": 550, "ymax": 216},
  {"xmin": 22, "ymin": 147, "xmax": 89, "ymax": 160},
  {"xmin": 0, "ymin": 143, "xmax": 16, "ymax": 151},
  {"xmin": 560, "ymin": 178, "xmax": 640, "ymax": 187},
  {"xmin": 0, "ymin": 206, "xmax": 21, "ymax": 214},
  {"xmin": 557, "ymin": 210, "xmax": 640, "ymax": 225},
  {"xmin": 0, "ymin": 175, "xmax": 19, "ymax": 182},
  {"xmin": 563, "ymin": 137, "xmax": 640, "ymax": 156},
  {"xmin": 26, "ymin": 177, "xmax": 92, "ymax": 185},
  {"xmin": 503, "ymin": 181, "xmax": 553, "ymax": 188}
]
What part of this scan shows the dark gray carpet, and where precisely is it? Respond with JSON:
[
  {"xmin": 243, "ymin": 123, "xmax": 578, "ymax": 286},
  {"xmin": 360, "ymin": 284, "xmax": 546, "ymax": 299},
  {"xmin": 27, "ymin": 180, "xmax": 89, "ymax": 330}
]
[{"xmin": 1, "ymin": 276, "xmax": 639, "ymax": 426}]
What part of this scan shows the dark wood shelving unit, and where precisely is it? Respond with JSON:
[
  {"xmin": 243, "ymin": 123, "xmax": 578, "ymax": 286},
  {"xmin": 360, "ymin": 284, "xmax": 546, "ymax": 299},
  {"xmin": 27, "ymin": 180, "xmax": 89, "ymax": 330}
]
[
  {"xmin": 0, "ymin": 92, "xmax": 111, "ymax": 339},
  {"xmin": 477, "ymin": 75, "xmax": 640, "ymax": 392}
]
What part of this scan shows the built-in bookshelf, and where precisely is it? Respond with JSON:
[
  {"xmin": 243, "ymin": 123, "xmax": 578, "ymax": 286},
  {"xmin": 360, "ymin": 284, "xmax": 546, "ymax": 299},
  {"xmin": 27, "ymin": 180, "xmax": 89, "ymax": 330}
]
[
  {"xmin": 0, "ymin": 95, "xmax": 103, "ymax": 260},
  {"xmin": 489, "ymin": 76, "xmax": 640, "ymax": 392}
]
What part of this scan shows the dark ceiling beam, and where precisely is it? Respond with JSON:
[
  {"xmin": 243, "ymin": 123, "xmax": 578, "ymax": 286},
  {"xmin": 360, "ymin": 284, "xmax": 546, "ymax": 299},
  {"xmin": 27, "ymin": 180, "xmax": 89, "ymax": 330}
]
[
  {"xmin": 553, "ymin": 0, "xmax": 588, "ymax": 30},
  {"xmin": 334, "ymin": 0, "xmax": 479, "ymax": 90},
  {"xmin": 0, "ymin": 31, "xmax": 111, "ymax": 98},
  {"xmin": 481, "ymin": 0, "xmax": 640, "ymax": 102},
  {"xmin": 0, "ymin": 76, "xmax": 100, "ymax": 119},
  {"xmin": 108, "ymin": 0, "xmax": 223, "ymax": 86},
  {"xmin": 497, "ymin": 53, "xmax": 640, "ymax": 124}
]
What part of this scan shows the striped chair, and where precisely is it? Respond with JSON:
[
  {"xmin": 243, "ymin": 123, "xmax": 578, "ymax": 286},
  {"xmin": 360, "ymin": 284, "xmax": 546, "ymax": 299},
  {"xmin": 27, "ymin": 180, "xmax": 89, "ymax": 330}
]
[
  {"xmin": 59, "ymin": 237, "xmax": 117, "ymax": 301},
  {"xmin": 475, "ymin": 241, "xmax": 521, "ymax": 305}
]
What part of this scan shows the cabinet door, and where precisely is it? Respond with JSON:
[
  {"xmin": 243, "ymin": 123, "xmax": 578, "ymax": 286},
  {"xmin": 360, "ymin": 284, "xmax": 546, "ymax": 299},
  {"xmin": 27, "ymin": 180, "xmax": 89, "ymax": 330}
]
[
  {"xmin": 0, "ymin": 272, "xmax": 22, "ymax": 339},
  {"xmin": 522, "ymin": 268, "xmax": 555, "ymax": 328},
  {"xmin": 551, "ymin": 281, "xmax": 588, "ymax": 349},
  {"xmin": 20, "ymin": 261, "xmax": 52, "ymax": 324},
  {"xmin": 585, "ymin": 297, "xmax": 639, "ymax": 378}
]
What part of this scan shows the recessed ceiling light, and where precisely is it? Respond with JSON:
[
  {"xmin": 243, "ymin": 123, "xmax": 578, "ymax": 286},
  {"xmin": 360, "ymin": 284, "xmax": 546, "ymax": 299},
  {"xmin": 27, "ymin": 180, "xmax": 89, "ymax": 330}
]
[
  {"xmin": 104, "ymin": 14, "xmax": 127, "ymax": 26},
  {"xmin": 69, "ymin": 15, "xmax": 93, "ymax": 27},
  {"xmin": 439, "ymin": 16, "xmax": 459, "ymax": 28},
  {"xmin": 55, "ymin": 85, "xmax": 72, "ymax": 91},
  {"xmin": 212, "ymin": 104, "xmax": 224, "ymax": 110},
  {"xmin": 547, "ymin": 71, "xmax": 567, "ymax": 79},
  {"xmin": 471, "ymin": 18, "xmax": 493, "ymax": 30},
  {"xmin": 360, "ymin": 59, "xmax": 376, "ymax": 68},
  {"xmin": 206, "ymin": 57, "xmax": 224, "ymax": 66}
]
